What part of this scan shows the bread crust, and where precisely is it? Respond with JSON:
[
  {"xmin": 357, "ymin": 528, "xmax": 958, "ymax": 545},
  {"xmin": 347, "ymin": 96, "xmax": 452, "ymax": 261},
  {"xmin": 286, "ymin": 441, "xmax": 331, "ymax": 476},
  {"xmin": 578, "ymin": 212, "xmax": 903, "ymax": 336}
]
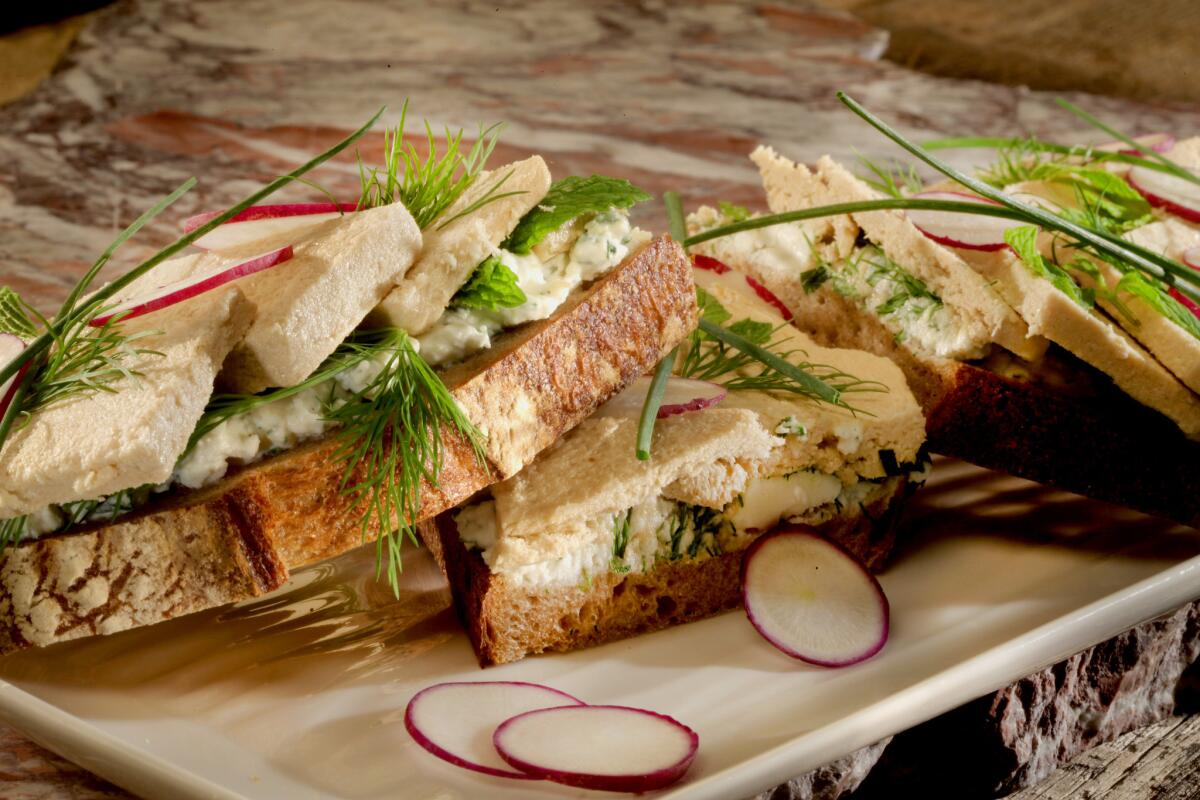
[
  {"xmin": 430, "ymin": 475, "xmax": 914, "ymax": 667},
  {"xmin": 0, "ymin": 237, "xmax": 697, "ymax": 654}
]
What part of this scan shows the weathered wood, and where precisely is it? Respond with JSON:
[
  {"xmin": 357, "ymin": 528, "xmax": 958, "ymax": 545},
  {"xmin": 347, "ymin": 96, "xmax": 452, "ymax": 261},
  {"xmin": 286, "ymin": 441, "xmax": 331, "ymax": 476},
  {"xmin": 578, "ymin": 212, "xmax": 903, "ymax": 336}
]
[{"xmin": 1005, "ymin": 714, "xmax": 1200, "ymax": 800}]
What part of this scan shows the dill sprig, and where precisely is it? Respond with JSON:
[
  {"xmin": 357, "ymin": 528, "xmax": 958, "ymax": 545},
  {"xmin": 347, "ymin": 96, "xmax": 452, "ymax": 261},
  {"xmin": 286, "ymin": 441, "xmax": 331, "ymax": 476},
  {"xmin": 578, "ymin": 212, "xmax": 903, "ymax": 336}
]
[
  {"xmin": 856, "ymin": 153, "xmax": 923, "ymax": 198},
  {"xmin": 0, "ymin": 107, "xmax": 385, "ymax": 456},
  {"xmin": 357, "ymin": 99, "xmax": 517, "ymax": 230},
  {"xmin": 323, "ymin": 328, "xmax": 486, "ymax": 593}
]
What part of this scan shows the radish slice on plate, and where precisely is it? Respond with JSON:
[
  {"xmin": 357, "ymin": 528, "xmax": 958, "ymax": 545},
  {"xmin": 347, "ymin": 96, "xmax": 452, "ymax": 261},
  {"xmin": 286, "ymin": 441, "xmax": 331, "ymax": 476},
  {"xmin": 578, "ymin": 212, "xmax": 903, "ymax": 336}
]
[
  {"xmin": 595, "ymin": 376, "xmax": 727, "ymax": 420},
  {"xmin": 0, "ymin": 334, "xmax": 29, "ymax": 420},
  {"xmin": 1185, "ymin": 246, "xmax": 1200, "ymax": 270},
  {"xmin": 183, "ymin": 202, "xmax": 357, "ymax": 251},
  {"xmin": 908, "ymin": 191, "xmax": 1020, "ymax": 251},
  {"xmin": 493, "ymin": 705, "xmax": 699, "ymax": 793},
  {"xmin": 89, "ymin": 246, "xmax": 294, "ymax": 326},
  {"xmin": 741, "ymin": 527, "xmax": 889, "ymax": 667},
  {"xmin": 1112, "ymin": 133, "xmax": 1177, "ymax": 156},
  {"xmin": 1127, "ymin": 166, "xmax": 1200, "ymax": 223},
  {"xmin": 693, "ymin": 255, "xmax": 795, "ymax": 321},
  {"xmin": 405, "ymin": 681, "xmax": 584, "ymax": 779}
]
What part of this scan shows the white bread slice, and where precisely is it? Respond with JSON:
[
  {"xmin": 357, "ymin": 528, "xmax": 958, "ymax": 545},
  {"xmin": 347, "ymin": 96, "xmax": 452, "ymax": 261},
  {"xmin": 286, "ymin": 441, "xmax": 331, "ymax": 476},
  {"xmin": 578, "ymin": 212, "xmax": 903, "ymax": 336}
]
[
  {"xmin": 0, "ymin": 288, "xmax": 253, "ymax": 518},
  {"xmin": 367, "ymin": 156, "xmax": 552, "ymax": 334},
  {"xmin": 751, "ymin": 147, "xmax": 1046, "ymax": 362},
  {"xmin": 1004, "ymin": 179, "xmax": 1200, "ymax": 394},
  {"xmin": 493, "ymin": 409, "xmax": 777, "ymax": 548},
  {"xmin": 110, "ymin": 202, "xmax": 422, "ymax": 394},
  {"xmin": 959, "ymin": 247, "xmax": 1200, "ymax": 438}
]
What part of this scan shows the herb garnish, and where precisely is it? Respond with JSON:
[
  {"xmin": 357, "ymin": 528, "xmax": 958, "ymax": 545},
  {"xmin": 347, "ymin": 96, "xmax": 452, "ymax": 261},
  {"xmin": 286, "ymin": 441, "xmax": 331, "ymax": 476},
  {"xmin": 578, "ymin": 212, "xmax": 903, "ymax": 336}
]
[
  {"xmin": 451, "ymin": 255, "xmax": 527, "ymax": 310},
  {"xmin": 504, "ymin": 176, "xmax": 650, "ymax": 255},
  {"xmin": 0, "ymin": 109, "xmax": 383, "ymax": 456}
]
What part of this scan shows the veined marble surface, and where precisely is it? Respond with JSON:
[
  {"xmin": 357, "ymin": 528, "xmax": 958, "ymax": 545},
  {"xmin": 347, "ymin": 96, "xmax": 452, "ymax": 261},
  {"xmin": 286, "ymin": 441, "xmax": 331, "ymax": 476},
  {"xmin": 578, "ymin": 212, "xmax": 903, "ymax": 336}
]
[{"xmin": 3, "ymin": 0, "xmax": 1200, "ymax": 312}]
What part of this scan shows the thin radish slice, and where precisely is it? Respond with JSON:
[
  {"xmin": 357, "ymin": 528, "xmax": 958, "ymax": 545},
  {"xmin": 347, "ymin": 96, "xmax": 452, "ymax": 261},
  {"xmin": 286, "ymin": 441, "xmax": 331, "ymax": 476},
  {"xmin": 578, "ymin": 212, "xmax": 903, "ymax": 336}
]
[
  {"xmin": 404, "ymin": 681, "xmax": 584, "ymax": 779},
  {"xmin": 692, "ymin": 253, "xmax": 732, "ymax": 274},
  {"xmin": 0, "ymin": 334, "xmax": 29, "ymax": 422},
  {"xmin": 1184, "ymin": 246, "xmax": 1200, "ymax": 271},
  {"xmin": 745, "ymin": 274, "xmax": 794, "ymax": 321},
  {"xmin": 1173, "ymin": 247, "xmax": 1200, "ymax": 318},
  {"xmin": 183, "ymin": 202, "xmax": 357, "ymax": 251},
  {"xmin": 909, "ymin": 190, "xmax": 1020, "ymax": 251},
  {"xmin": 1111, "ymin": 133, "xmax": 1177, "ymax": 155},
  {"xmin": 595, "ymin": 376, "xmax": 726, "ymax": 420},
  {"xmin": 493, "ymin": 705, "xmax": 699, "ymax": 793},
  {"xmin": 741, "ymin": 527, "xmax": 889, "ymax": 667},
  {"xmin": 1127, "ymin": 166, "xmax": 1200, "ymax": 223},
  {"xmin": 89, "ymin": 246, "xmax": 293, "ymax": 326}
]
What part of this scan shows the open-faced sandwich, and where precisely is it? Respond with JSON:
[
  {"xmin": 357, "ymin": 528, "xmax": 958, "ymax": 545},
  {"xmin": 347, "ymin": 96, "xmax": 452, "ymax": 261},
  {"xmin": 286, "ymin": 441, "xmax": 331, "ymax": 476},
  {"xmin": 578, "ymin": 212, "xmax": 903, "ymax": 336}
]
[
  {"xmin": 685, "ymin": 96, "xmax": 1200, "ymax": 527},
  {"xmin": 0, "ymin": 109, "xmax": 698, "ymax": 653},
  {"xmin": 426, "ymin": 257, "xmax": 929, "ymax": 666}
]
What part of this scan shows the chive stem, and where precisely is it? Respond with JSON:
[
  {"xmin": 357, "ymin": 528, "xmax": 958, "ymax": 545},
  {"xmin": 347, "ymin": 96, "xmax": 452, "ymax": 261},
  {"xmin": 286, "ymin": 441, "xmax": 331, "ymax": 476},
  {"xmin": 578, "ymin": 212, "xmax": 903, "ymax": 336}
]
[{"xmin": 637, "ymin": 347, "xmax": 678, "ymax": 461}]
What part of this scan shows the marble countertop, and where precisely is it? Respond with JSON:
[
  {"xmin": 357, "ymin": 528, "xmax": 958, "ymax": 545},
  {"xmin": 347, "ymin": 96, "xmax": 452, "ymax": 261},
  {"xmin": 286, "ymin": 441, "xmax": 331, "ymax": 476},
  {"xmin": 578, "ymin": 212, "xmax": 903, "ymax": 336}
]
[{"xmin": 0, "ymin": 1, "xmax": 1197, "ymax": 798}]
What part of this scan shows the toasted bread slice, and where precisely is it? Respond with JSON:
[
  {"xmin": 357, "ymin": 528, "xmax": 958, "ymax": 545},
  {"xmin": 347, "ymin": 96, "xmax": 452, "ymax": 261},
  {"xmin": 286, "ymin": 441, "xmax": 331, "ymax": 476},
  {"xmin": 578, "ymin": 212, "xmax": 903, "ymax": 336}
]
[
  {"xmin": 0, "ymin": 237, "xmax": 696, "ymax": 654},
  {"xmin": 427, "ymin": 474, "xmax": 916, "ymax": 667},
  {"xmin": 367, "ymin": 157, "xmax": 552, "ymax": 334}
]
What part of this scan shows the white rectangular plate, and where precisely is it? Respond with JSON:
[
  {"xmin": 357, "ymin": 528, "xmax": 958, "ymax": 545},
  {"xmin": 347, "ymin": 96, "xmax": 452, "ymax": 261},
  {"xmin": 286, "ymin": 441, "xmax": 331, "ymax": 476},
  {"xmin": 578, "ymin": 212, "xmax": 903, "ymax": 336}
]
[{"xmin": 0, "ymin": 458, "xmax": 1198, "ymax": 800}]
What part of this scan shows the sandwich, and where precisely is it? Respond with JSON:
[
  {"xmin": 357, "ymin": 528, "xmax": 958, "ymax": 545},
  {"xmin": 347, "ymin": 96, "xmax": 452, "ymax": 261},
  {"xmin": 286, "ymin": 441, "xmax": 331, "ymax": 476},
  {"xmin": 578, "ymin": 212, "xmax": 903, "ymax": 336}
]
[
  {"xmin": 426, "ymin": 259, "xmax": 929, "ymax": 666},
  {"xmin": 0, "ymin": 110, "xmax": 697, "ymax": 654},
  {"xmin": 683, "ymin": 102, "xmax": 1200, "ymax": 527}
]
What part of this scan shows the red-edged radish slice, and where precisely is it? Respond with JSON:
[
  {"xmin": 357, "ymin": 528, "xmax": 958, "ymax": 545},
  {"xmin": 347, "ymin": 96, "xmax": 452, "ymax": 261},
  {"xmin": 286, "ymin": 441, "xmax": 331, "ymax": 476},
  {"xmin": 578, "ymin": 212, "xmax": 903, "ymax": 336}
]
[
  {"xmin": 184, "ymin": 203, "xmax": 357, "ymax": 251},
  {"xmin": 692, "ymin": 253, "xmax": 732, "ymax": 274},
  {"xmin": 0, "ymin": 334, "xmax": 29, "ymax": 421},
  {"xmin": 89, "ymin": 246, "xmax": 293, "ymax": 327},
  {"xmin": 493, "ymin": 705, "xmax": 699, "ymax": 793},
  {"xmin": 405, "ymin": 681, "xmax": 584, "ymax": 779},
  {"xmin": 1173, "ymin": 247, "xmax": 1200, "ymax": 317},
  {"xmin": 1127, "ymin": 166, "xmax": 1200, "ymax": 223},
  {"xmin": 745, "ymin": 274, "xmax": 794, "ymax": 321},
  {"xmin": 595, "ymin": 376, "xmax": 727, "ymax": 420},
  {"xmin": 908, "ymin": 190, "xmax": 1020, "ymax": 251},
  {"xmin": 741, "ymin": 527, "xmax": 889, "ymax": 667},
  {"xmin": 1111, "ymin": 133, "xmax": 1177, "ymax": 156},
  {"xmin": 693, "ymin": 255, "xmax": 795, "ymax": 320}
]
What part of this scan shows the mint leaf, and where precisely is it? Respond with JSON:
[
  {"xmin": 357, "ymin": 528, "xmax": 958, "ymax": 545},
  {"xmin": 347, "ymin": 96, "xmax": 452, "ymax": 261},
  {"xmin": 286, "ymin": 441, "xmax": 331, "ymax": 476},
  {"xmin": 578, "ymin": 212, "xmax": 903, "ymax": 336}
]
[
  {"xmin": 1005, "ymin": 226, "xmax": 1093, "ymax": 309},
  {"xmin": 1116, "ymin": 270, "xmax": 1200, "ymax": 342},
  {"xmin": 696, "ymin": 287, "xmax": 731, "ymax": 326},
  {"xmin": 718, "ymin": 201, "xmax": 751, "ymax": 223},
  {"xmin": 0, "ymin": 288, "xmax": 36, "ymax": 338},
  {"xmin": 451, "ymin": 255, "xmax": 527, "ymax": 310},
  {"xmin": 503, "ymin": 176, "xmax": 650, "ymax": 255},
  {"xmin": 728, "ymin": 318, "xmax": 774, "ymax": 345}
]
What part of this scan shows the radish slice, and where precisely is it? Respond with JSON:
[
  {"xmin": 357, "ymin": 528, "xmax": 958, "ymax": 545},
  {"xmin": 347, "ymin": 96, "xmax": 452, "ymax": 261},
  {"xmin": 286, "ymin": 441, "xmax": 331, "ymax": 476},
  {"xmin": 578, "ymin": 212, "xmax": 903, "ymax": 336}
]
[
  {"xmin": 404, "ymin": 681, "xmax": 584, "ymax": 779},
  {"xmin": 745, "ymin": 274, "xmax": 794, "ymax": 321},
  {"xmin": 693, "ymin": 255, "xmax": 794, "ymax": 321},
  {"xmin": 692, "ymin": 253, "xmax": 732, "ymax": 274},
  {"xmin": 183, "ymin": 202, "xmax": 357, "ymax": 251},
  {"xmin": 1127, "ymin": 166, "xmax": 1200, "ymax": 223},
  {"xmin": 909, "ymin": 191, "xmax": 1020, "ymax": 251},
  {"xmin": 493, "ymin": 705, "xmax": 699, "ymax": 793},
  {"xmin": 1173, "ymin": 247, "xmax": 1200, "ymax": 318},
  {"xmin": 741, "ymin": 527, "xmax": 889, "ymax": 667},
  {"xmin": 1111, "ymin": 133, "xmax": 1176, "ymax": 156},
  {"xmin": 595, "ymin": 376, "xmax": 727, "ymax": 419},
  {"xmin": 0, "ymin": 334, "xmax": 29, "ymax": 422},
  {"xmin": 89, "ymin": 246, "xmax": 293, "ymax": 326}
]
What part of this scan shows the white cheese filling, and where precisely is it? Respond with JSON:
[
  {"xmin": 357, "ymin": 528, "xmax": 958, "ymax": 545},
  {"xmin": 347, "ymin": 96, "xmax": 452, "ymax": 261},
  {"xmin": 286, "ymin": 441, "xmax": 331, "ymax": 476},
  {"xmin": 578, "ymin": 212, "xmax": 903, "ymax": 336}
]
[
  {"xmin": 689, "ymin": 207, "xmax": 986, "ymax": 360},
  {"xmin": 10, "ymin": 210, "xmax": 649, "ymax": 539},
  {"xmin": 418, "ymin": 210, "xmax": 650, "ymax": 366},
  {"xmin": 457, "ymin": 465, "xmax": 921, "ymax": 591}
]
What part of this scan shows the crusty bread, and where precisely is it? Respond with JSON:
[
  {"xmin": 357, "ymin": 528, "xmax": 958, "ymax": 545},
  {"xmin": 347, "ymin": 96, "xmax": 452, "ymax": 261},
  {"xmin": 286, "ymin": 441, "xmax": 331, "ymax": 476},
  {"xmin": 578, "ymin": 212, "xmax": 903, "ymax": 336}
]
[
  {"xmin": 720, "ymin": 254, "xmax": 1200, "ymax": 527},
  {"xmin": 427, "ymin": 474, "xmax": 915, "ymax": 667},
  {"xmin": 0, "ymin": 237, "xmax": 697, "ymax": 654}
]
